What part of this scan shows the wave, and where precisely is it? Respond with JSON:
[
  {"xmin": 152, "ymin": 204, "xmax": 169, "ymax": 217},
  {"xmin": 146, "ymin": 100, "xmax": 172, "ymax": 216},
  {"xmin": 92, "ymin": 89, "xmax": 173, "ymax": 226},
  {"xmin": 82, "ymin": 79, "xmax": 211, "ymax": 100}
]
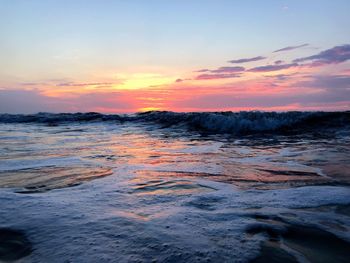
[
  {"xmin": 0, "ymin": 111, "xmax": 349, "ymax": 135},
  {"xmin": 0, "ymin": 112, "xmax": 127, "ymax": 123},
  {"xmin": 136, "ymin": 111, "xmax": 350, "ymax": 135}
]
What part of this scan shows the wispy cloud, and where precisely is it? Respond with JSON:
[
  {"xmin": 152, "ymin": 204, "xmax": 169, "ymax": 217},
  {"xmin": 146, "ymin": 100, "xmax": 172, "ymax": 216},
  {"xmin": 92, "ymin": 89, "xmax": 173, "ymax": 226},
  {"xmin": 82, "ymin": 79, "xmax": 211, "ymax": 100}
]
[
  {"xmin": 264, "ymin": 73, "xmax": 299, "ymax": 81},
  {"xmin": 248, "ymin": 63, "xmax": 298, "ymax": 72},
  {"xmin": 56, "ymin": 82, "xmax": 115, "ymax": 87},
  {"xmin": 194, "ymin": 66, "xmax": 244, "ymax": 80},
  {"xmin": 195, "ymin": 66, "xmax": 244, "ymax": 74},
  {"xmin": 21, "ymin": 81, "xmax": 120, "ymax": 88},
  {"xmin": 194, "ymin": 69, "xmax": 210, "ymax": 73},
  {"xmin": 4, "ymin": 43, "xmax": 350, "ymax": 113},
  {"xmin": 21, "ymin": 82, "xmax": 46, "ymax": 86},
  {"xmin": 0, "ymin": 89, "xmax": 134, "ymax": 113},
  {"xmin": 273, "ymin": 44, "xmax": 309, "ymax": 53},
  {"xmin": 296, "ymin": 74, "xmax": 350, "ymax": 91},
  {"xmin": 210, "ymin": 66, "xmax": 245, "ymax": 73},
  {"xmin": 195, "ymin": 73, "xmax": 241, "ymax": 80},
  {"xmin": 228, "ymin": 56, "xmax": 266, "ymax": 64},
  {"xmin": 293, "ymin": 44, "xmax": 350, "ymax": 66}
]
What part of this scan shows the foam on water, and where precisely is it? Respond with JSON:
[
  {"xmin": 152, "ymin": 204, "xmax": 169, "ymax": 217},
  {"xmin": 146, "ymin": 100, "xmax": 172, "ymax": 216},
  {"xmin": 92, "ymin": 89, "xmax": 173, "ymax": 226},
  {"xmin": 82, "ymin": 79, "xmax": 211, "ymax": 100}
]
[
  {"xmin": 0, "ymin": 121, "xmax": 349, "ymax": 262},
  {"xmin": 0, "ymin": 172, "xmax": 349, "ymax": 262},
  {"xmin": 0, "ymin": 156, "xmax": 87, "ymax": 171}
]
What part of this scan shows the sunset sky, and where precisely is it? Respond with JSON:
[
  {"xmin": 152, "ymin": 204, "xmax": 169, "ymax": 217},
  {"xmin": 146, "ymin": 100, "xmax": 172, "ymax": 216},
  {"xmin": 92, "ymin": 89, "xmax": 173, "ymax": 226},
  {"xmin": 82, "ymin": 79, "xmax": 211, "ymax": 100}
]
[{"xmin": 1, "ymin": 0, "xmax": 350, "ymax": 113}]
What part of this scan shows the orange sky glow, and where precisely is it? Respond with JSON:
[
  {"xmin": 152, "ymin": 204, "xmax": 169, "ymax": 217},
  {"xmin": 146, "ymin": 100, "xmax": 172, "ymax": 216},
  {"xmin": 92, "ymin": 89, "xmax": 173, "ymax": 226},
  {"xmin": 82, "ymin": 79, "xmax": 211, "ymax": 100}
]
[{"xmin": 1, "ymin": 1, "xmax": 349, "ymax": 113}]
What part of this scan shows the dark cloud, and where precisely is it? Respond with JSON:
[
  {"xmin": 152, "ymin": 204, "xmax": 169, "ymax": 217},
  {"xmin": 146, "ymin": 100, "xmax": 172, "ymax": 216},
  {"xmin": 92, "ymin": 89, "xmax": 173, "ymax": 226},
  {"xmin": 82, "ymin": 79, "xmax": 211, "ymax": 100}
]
[
  {"xmin": 273, "ymin": 44, "xmax": 309, "ymax": 53},
  {"xmin": 210, "ymin": 66, "xmax": 245, "ymax": 73},
  {"xmin": 228, "ymin": 56, "xmax": 266, "ymax": 64},
  {"xmin": 195, "ymin": 66, "xmax": 244, "ymax": 74},
  {"xmin": 248, "ymin": 63, "xmax": 298, "ymax": 72},
  {"xmin": 175, "ymin": 78, "xmax": 193, "ymax": 83},
  {"xmin": 264, "ymin": 74, "xmax": 293, "ymax": 81},
  {"xmin": 293, "ymin": 44, "xmax": 350, "ymax": 66},
  {"xmin": 316, "ymin": 75, "xmax": 350, "ymax": 89},
  {"xmin": 296, "ymin": 75, "xmax": 350, "ymax": 91},
  {"xmin": 195, "ymin": 73, "xmax": 241, "ymax": 80},
  {"xmin": 274, "ymin": 74, "xmax": 290, "ymax": 81},
  {"xmin": 194, "ymin": 66, "xmax": 244, "ymax": 80},
  {"xmin": 274, "ymin": 60, "xmax": 284, "ymax": 65},
  {"xmin": 194, "ymin": 69, "xmax": 210, "ymax": 73},
  {"xmin": 292, "ymin": 75, "xmax": 350, "ymax": 104}
]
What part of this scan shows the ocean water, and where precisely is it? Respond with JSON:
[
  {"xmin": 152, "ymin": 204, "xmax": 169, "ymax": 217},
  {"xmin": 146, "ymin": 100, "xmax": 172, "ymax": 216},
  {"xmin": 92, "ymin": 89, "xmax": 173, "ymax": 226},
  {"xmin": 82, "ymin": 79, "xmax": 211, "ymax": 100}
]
[{"xmin": 0, "ymin": 112, "xmax": 350, "ymax": 262}]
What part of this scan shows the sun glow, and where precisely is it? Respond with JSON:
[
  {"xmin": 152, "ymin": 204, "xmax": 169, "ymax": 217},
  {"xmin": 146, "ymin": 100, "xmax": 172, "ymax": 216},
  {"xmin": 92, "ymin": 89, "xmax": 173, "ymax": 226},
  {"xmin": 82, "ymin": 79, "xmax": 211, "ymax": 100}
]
[
  {"xmin": 138, "ymin": 107, "xmax": 163, "ymax": 112},
  {"xmin": 116, "ymin": 73, "xmax": 175, "ymax": 90}
]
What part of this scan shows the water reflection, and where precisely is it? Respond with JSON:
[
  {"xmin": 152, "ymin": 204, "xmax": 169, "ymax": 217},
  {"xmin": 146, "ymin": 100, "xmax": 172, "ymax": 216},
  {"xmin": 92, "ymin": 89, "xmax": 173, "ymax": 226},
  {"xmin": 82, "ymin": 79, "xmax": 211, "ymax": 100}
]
[{"xmin": 0, "ymin": 122, "xmax": 349, "ymax": 193}]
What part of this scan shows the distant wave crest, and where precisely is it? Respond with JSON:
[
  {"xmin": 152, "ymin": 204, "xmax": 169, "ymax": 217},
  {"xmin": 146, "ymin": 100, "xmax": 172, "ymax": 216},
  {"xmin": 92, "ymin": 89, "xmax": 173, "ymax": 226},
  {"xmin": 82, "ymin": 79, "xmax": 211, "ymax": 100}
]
[
  {"xmin": 136, "ymin": 111, "xmax": 350, "ymax": 135},
  {"xmin": 0, "ymin": 111, "xmax": 349, "ymax": 135}
]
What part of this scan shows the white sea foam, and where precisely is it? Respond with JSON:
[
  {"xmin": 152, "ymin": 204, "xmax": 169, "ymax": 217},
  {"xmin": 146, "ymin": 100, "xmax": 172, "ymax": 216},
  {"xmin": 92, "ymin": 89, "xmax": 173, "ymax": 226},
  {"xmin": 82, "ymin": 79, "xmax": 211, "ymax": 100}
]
[
  {"xmin": 0, "ymin": 121, "xmax": 349, "ymax": 262},
  {"xmin": 0, "ymin": 156, "xmax": 89, "ymax": 171},
  {"xmin": 0, "ymin": 172, "xmax": 349, "ymax": 262}
]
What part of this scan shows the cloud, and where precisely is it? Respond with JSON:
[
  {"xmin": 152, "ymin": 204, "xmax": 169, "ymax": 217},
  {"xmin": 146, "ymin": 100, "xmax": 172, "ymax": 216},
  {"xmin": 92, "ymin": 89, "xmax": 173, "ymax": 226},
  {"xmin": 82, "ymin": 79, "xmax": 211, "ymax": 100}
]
[
  {"xmin": 273, "ymin": 44, "xmax": 309, "ymax": 53},
  {"xmin": 316, "ymin": 75, "xmax": 350, "ymax": 89},
  {"xmin": 293, "ymin": 44, "xmax": 350, "ymax": 66},
  {"xmin": 195, "ymin": 73, "xmax": 241, "ymax": 80},
  {"xmin": 173, "ymin": 91, "xmax": 349, "ymax": 111},
  {"xmin": 0, "ymin": 89, "xmax": 51, "ymax": 113},
  {"xmin": 274, "ymin": 60, "xmax": 284, "ymax": 65},
  {"xmin": 56, "ymin": 82, "xmax": 114, "ymax": 87},
  {"xmin": 194, "ymin": 69, "xmax": 210, "ymax": 73},
  {"xmin": 291, "ymin": 74, "xmax": 350, "ymax": 106},
  {"xmin": 210, "ymin": 66, "xmax": 245, "ymax": 73},
  {"xmin": 194, "ymin": 66, "xmax": 245, "ymax": 80},
  {"xmin": 172, "ymin": 92, "xmax": 309, "ymax": 110},
  {"xmin": 228, "ymin": 56, "xmax": 266, "ymax": 64},
  {"xmin": 264, "ymin": 73, "xmax": 296, "ymax": 81},
  {"xmin": 195, "ymin": 66, "xmax": 244, "ymax": 74},
  {"xmin": 248, "ymin": 63, "xmax": 298, "ymax": 72},
  {"xmin": 21, "ymin": 82, "xmax": 48, "ymax": 86},
  {"xmin": 175, "ymin": 78, "xmax": 193, "ymax": 83},
  {"xmin": 296, "ymin": 74, "xmax": 350, "ymax": 91},
  {"xmin": 0, "ymin": 89, "xmax": 133, "ymax": 113},
  {"xmin": 20, "ymin": 80, "xmax": 121, "ymax": 88},
  {"xmin": 172, "ymin": 74, "xmax": 350, "ymax": 111}
]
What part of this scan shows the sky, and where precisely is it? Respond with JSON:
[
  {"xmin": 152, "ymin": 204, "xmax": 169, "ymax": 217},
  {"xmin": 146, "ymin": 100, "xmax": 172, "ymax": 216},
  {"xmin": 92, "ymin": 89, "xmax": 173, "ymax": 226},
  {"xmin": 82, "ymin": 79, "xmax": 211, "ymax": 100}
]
[{"xmin": 0, "ymin": 0, "xmax": 350, "ymax": 113}]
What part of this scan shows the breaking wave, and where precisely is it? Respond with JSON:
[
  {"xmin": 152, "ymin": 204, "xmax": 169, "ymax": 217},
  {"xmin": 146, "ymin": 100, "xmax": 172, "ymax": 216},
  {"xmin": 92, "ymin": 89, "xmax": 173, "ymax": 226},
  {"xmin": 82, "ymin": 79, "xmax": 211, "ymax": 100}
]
[{"xmin": 0, "ymin": 111, "xmax": 349, "ymax": 135}]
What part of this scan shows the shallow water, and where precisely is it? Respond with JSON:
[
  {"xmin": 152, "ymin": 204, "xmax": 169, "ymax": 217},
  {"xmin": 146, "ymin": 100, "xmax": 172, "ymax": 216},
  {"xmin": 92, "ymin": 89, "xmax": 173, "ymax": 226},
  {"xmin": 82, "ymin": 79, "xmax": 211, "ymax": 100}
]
[{"xmin": 0, "ymin": 122, "xmax": 350, "ymax": 262}]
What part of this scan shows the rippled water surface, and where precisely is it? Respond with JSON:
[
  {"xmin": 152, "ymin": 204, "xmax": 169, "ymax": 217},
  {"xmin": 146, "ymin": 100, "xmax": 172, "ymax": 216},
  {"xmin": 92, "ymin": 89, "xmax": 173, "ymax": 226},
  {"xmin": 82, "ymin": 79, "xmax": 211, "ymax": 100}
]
[{"xmin": 0, "ymin": 122, "xmax": 350, "ymax": 262}]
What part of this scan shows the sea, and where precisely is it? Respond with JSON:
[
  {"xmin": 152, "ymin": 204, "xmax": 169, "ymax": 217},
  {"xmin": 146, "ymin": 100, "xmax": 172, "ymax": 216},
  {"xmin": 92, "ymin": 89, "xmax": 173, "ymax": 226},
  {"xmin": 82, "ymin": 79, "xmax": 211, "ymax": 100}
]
[{"xmin": 0, "ymin": 111, "xmax": 349, "ymax": 262}]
